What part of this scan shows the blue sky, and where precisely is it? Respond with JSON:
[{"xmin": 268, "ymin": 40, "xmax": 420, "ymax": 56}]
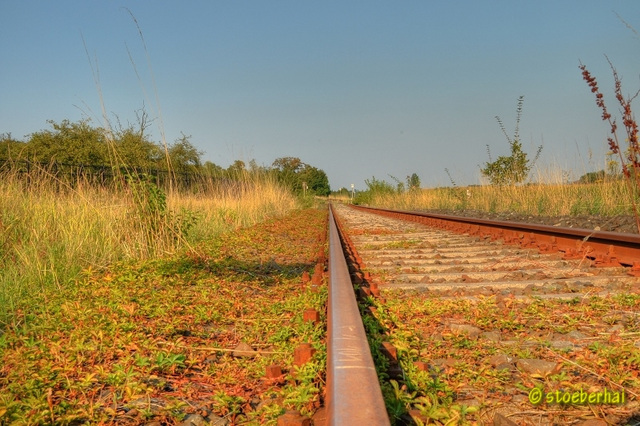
[{"xmin": 2, "ymin": 1, "xmax": 640, "ymax": 190}]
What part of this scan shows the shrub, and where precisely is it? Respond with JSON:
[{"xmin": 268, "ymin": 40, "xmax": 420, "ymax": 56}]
[{"xmin": 481, "ymin": 96, "xmax": 542, "ymax": 185}]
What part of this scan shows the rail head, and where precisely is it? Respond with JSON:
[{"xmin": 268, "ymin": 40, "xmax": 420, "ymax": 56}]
[{"xmin": 326, "ymin": 204, "xmax": 390, "ymax": 425}]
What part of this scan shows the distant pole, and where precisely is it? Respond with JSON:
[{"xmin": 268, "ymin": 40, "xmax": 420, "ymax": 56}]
[
  {"xmin": 350, "ymin": 184, "xmax": 355, "ymax": 202},
  {"xmin": 303, "ymin": 181, "xmax": 308, "ymax": 197}
]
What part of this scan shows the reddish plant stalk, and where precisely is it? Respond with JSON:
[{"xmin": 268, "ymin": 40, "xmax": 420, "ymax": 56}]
[{"xmin": 580, "ymin": 61, "xmax": 640, "ymax": 233}]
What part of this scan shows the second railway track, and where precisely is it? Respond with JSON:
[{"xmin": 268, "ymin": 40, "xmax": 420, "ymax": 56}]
[
  {"xmin": 327, "ymin": 203, "xmax": 640, "ymax": 425},
  {"xmin": 335, "ymin": 204, "xmax": 640, "ymax": 299}
]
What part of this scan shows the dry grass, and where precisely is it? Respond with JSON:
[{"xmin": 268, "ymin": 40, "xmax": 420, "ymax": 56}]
[
  {"xmin": 169, "ymin": 172, "xmax": 299, "ymax": 242},
  {"xmin": 368, "ymin": 175, "xmax": 635, "ymax": 218},
  {"xmin": 0, "ymin": 167, "xmax": 297, "ymax": 328}
]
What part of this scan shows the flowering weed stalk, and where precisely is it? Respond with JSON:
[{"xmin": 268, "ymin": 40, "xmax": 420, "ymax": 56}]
[{"xmin": 580, "ymin": 59, "xmax": 640, "ymax": 232}]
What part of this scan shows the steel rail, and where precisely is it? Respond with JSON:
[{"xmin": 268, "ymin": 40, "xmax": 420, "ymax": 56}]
[
  {"xmin": 353, "ymin": 205, "xmax": 640, "ymax": 273},
  {"xmin": 326, "ymin": 204, "xmax": 390, "ymax": 425}
]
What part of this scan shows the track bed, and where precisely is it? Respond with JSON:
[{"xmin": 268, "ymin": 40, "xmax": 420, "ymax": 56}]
[{"xmin": 331, "ymin": 203, "xmax": 640, "ymax": 425}]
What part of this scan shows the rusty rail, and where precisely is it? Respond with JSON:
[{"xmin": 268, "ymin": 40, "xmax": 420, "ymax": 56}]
[
  {"xmin": 352, "ymin": 205, "xmax": 640, "ymax": 275},
  {"xmin": 326, "ymin": 204, "xmax": 390, "ymax": 425}
]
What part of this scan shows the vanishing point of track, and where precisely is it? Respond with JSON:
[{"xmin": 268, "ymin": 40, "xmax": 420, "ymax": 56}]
[{"xmin": 324, "ymin": 203, "xmax": 640, "ymax": 425}]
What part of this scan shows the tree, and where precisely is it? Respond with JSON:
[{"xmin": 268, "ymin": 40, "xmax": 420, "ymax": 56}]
[
  {"xmin": 272, "ymin": 156, "xmax": 304, "ymax": 173},
  {"xmin": 406, "ymin": 173, "xmax": 421, "ymax": 191},
  {"xmin": 248, "ymin": 159, "xmax": 267, "ymax": 173},
  {"xmin": 271, "ymin": 156, "xmax": 331, "ymax": 196},
  {"xmin": 203, "ymin": 161, "xmax": 224, "ymax": 177},
  {"xmin": 110, "ymin": 109, "xmax": 163, "ymax": 169},
  {"xmin": 271, "ymin": 157, "xmax": 304, "ymax": 192},
  {"xmin": 299, "ymin": 165, "xmax": 330, "ymax": 196},
  {"xmin": 226, "ymin": 160, "xmax": 246, "ymax": 177},
  {"xmin": 364, "ymin": 177, "xmax": 396, "ymax": 194},
  {"xmin": 113, "ymin": 126, "xmax": 162, "ymax": 169},
  {"xmin": 481, "ymin": 96, "xmax": 542, "ymax": 185},
  {"xmin": 577, "ymin": 170, "xmax": 606, "ymax": 184},
  {"xmin": 0, "ymin": 133, "xmax": 26, "ymax": 160},
  {"xmin": 353, "ymin": 176, "xmax": 396, "ymax": 204},
  {"xmin": 168, "ymin": 134, "xmax": 202, "ymax": 173},
  {"xmin": 26, "ymin": 119, "xmax": 108, "ymax": 164}
]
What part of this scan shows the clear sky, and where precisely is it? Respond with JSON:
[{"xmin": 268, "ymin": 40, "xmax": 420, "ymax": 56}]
[{"xmin": 2, "ymin": 1, "xmax": 640, "ymax": 191}]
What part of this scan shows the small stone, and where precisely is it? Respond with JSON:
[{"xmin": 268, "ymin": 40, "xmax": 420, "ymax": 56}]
[
  {"xmin": 127, "ymin": 398, "xmax": 165, "ymax": 415},
  {"xmin": 566, "ymin": 330, "xmax": 588, "ymax": 340},
  {"xmin": 380, "ymin": 342, "xmax": 398, "ymax": 362},
  {"xmin": 577, "ymin": 420, "xmax": 608, "ymax": 426},
  {"xmin": 493, "ymin": 412, "xmax": 518, "ymax": 426},
  {"xmin": 430, "ymin": 358, "xmax": 456, "ymax": 368},
  {"xmin": 294, "ymin": 343, "xmax": 316, "ymax": 366},
  {"xmin": 495, "ymin": 363, "xmax": 514, "ymax": 372},
  {"xmin": 232, "ymin": 342, "xmax": 257, "ymax": 358},
  {"xmin": 180, "ymin": 414, "xmax": 206, "ymax": 426},
  {"xmin": 265, "ymin": 364, "xmax": 283, "ymax": 379},
  {"xmin": 205, "ymin": 413, "xmax": 229, "ymax": 425},
  {"xmin": 516, "ymin": 359, "xmax": 561, "ymax": 377},
  {"xmin": 413, "ymin": 361, "xmax": 428, "ymax": 371},
  {"xmin": 461, "ymin": 274, "xmax": 479, "ymax": 283},
  {"xmin": 487, "ymin": 354, "xmax": 512, "ymax": 367},
  {"xmin": 449, "ymin": 323, "xmax": 482, "ymax": 339},
  {"xmin": 511, "ymin": 394, "xmax": 529, "ymax": 404},
  {"xmin": 477, "ymin": 287, "xmax": 493, "ymax": 296},
  {"xmin": 303, "ymin": 308, "xmax": 320, "ymax": 324},
  {"xmin": 481, "ymin": 331, "xmax": 501, "ymax": 342},
  {"xmin": 549, "ymin": 340, "xmax": 575, "ymax": 350},
  {"xmin": 256, "ymin": 397, "xmax": 284, "ymax": 411},
  {"xmin": 311, "ymin": 407, "xmax": 327, "ymax": 425},
  {"xmin": 608, "ymin": 324, "xmax": 625, "ymax": 333},
  {"xmin": 278, "ymin": 410, "xmax": 311, "ymax": 426},
  {"xmin": 429, "ymin": 333, "xmax": 444, "ymax": 341},
  {"xmin": 358, "ymin": 287, "xmax": 372, "ymax": 298}
]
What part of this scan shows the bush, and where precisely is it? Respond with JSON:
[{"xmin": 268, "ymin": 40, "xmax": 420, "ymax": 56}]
[{"xmin": 481, "ymin": 96, "xmax": 542, "ymax": 185}]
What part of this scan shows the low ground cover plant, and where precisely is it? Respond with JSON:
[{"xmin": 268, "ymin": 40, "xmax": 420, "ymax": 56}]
[
  {"xmin": 0, "ymin": 208, "xmax": 328, "ymax": 424},
  {"xmin": 362, "ymin": 289, "xmax": 640, "ymax": 425}
]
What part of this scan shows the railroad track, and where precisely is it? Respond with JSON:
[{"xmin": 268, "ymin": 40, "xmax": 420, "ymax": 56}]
[{"xmin": 326, "ymin": 203, "xmax": 640, "ymax": 425}]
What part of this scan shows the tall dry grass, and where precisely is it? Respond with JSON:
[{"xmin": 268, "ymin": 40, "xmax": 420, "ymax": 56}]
[
  {"xmin": 170, "ymin": 170, "xmax": 299, "ymax": 243},
  {"xmin": 368, "ymin": 173, "xmax": 636, "ymax": 218},
  {"xmin": 0, "ymin": 166, "xmax": 297, "ymax": 328}
]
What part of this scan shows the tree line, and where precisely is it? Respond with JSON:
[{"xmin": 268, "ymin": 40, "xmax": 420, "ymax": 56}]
[{"xmin": 0, "ymin": 118, "xmax": 330, "ymax": 196}]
